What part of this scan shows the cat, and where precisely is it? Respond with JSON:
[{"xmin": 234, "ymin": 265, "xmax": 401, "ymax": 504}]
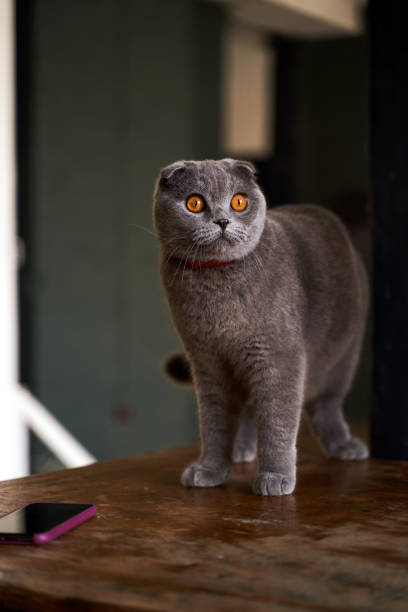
[{"xmin": 153, "ymin": 158, "xmax": 369, "ymax": 496}]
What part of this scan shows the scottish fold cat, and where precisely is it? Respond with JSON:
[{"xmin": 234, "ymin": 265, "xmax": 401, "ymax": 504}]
[{"xmin": 153, "ymin": 158, "xmax": 368, "ymax": 496}]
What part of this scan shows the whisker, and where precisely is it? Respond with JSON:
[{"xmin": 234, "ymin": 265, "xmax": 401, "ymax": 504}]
[
  {"xmin": 129, "ymin": 223, "xmax": 157, "ymax": 238},
  {"xmin": 162, "ymin": 239, "xmax": 188, "ymax": 266},
  {"xmin": 189, "ymin": 241, "xmax": 203, "ymax": 289},
  {"xmin": 164, "ymin": 245, "xmax": 182, "ymax": 266},
  {"xmin": 253, "ymin": 252, "xmax": 267, "ymax": 280},
  {"xmin": 170, "ymin": 244, "xmax": 194, "ymax": 285},
  {"xmin": 181, "ymin": 240, "xmax": 201, "ymax": 281}
]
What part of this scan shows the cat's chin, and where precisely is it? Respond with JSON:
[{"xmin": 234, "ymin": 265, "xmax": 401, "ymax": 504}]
[
  {"xmin": 199, "ymin": 245, "xmax": 242, "ymax": 261},
  {"xmin": 200, "ymin": 239, "xmax": 255, "ymax": 262}
]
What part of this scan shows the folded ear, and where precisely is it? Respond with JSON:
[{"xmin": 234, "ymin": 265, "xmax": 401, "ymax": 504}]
[
  {"xmin": 222, "ymin": 158, "xmax": 257, "ymax": 177},
  {"xmin": 160, "ymin": 161, "xmax": 187, "ymax": 186}
]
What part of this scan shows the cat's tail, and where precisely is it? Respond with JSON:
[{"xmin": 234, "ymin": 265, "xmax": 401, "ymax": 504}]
[{"xmin": 164, "ymin": 353, "xmax": 193, "ymax": 384}]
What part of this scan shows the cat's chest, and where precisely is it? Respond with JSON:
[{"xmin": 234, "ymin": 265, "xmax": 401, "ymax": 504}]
[{"xmin": 164, "ymin": 269, "xmax": 262, "ymax": 341}]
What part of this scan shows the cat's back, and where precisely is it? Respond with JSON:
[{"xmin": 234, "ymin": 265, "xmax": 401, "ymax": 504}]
[
  {"xmin": 267, "ymin": 204, "xmax": 362, "ymax": 281},
  {"xmin": 266, "ymin": 203, "xmax": 368, "ymax": 346},
  {"xmin": 268, "ymin": 203, "xmax": 348, "ymax": 245}
]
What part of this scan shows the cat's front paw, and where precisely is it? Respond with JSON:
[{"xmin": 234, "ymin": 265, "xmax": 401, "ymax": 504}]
[
  {"xmin": 253, "ymin": 471, "xmax": 295, "ymax": 496},
  {"xmin": 328, "ymin": 437, "xmax": 369, "ymax": 460},
  {"xmin": 181, "ymin": 462, "xmax": 229, "ymax": 488}
]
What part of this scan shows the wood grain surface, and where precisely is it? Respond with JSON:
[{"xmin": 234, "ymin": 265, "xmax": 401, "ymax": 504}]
[{"xmin": 0, "ymin": 432, "xmax": 407, "ymax": 611}]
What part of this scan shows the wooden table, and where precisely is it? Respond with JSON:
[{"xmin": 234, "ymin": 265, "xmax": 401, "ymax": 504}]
[{"xmin": 0, "ymin": 442, "xmax": 407, "ymax": 611}]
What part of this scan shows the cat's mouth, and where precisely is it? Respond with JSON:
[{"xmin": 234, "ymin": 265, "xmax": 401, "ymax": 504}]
[
  {"xmin": 221, "ymin": 232, "xmax": 238, "ymax": 244},
  {"xmin": 194, "ymin": 227, "xmax": 245, "ymax": 247},
  {"xmin": 186, "ymin": 226, "xmax": 249, "ymax": 261},
  {"xmin": 175, "ymin": 224, "xmax": 256, "ymax": 264}
]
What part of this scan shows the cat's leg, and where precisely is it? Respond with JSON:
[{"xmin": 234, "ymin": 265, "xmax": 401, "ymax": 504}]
[
  {"xmin": 306, "ymin": 394, "xmax": 368, "ymax": 459},
  {"xmin": 306, "ymin": 340, "xmax": 369, "ymax": 460},
  {"xmin": 232, "ymin": 405, "xmax": 257, "ymax": 463},
  {"xmin": 181, "ymin": 361, "xmax": 238, "ymax": 488},
  {"xmin": 251, "ymin": 354, "xmax": 306, "ymax": 496}
]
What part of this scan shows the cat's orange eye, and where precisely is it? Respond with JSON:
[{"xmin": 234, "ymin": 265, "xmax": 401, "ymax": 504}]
[
  {"xmin": 231, "ymin": 194, "xmax": 247, "ymax": 212},
  {"xmin": 186, "ymin": 195, "xmax": 205, "ymax": 213}
]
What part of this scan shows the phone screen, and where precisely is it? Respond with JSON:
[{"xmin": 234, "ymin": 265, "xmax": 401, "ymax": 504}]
[{"xmin": 0, "ymin": 503, "xmax": 94, "ymax": 541}]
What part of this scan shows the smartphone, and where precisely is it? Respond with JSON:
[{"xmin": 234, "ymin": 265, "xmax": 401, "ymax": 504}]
[{"xmin": 0, "ymin": 502, "xmax": 97, "ymax": 545}]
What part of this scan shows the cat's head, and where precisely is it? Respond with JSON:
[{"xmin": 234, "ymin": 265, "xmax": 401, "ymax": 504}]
[{"xmin": 153, "ymin": 159, "xmax": 266, "ymax": 262}]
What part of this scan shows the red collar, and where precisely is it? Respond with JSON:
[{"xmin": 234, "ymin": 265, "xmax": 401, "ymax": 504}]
[{"xmin": 184, "ymin": 259, "xmax": 233, "ymax": 271}]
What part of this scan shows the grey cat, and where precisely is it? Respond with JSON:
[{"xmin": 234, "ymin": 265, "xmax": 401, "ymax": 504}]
[{"xmin": 153, "ymin": 158, "xmax": 369, "ymax": 496}]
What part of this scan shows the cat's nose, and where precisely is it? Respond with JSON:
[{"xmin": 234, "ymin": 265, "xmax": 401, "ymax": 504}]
[{"xmin": 214, "ymin": 218, "xmax": 230, "ymax": 232}]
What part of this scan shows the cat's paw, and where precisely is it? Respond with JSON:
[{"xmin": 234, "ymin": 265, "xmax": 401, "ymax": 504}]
[
  {"xmin": 232, "ymin": 445, "xmax": 257, "ymax": 463},
  {"xmin": 180, "ymin": 462, "xmax": 229, "ymax": 488},
  {"xmin": 253, "ymin": 471, "xmax": 295, "ymax": 496},
  {"xmin": 329, "ymin": 437, "xmax": 369, "ymax": 460}
]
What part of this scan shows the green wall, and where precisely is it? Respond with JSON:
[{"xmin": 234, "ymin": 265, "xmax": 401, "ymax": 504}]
[{"xmin": 21, "ymin": 0, "xmax": 223, "ymax": 461}]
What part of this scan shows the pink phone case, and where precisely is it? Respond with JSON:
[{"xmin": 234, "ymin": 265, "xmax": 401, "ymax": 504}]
[
  {"xmin": 33, "ymin": 504, "xmax": 97, "ymax": 544},
  {"xmin": 1, "ymin": 503, "xmax": 97, "ymax": 545}
]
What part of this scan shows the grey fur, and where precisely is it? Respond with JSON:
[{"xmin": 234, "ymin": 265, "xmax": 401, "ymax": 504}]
[{"xmin": 153, "ymin": 158, "xmax": 369, "ymax": 496}]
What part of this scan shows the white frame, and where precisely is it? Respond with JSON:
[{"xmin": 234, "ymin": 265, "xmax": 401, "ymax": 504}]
[{"xmin": 0, "ymin": 0, "xmax": 95, "ymax": 481}]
